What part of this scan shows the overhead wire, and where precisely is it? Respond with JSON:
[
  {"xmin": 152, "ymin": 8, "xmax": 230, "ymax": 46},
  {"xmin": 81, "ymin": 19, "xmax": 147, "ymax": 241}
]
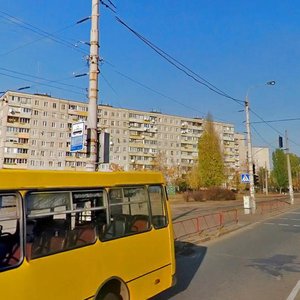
[
  {"xmin": 250, "ymin": 108, "xmax": 300, "ymax": 148},
  {"xmin": 0, "ymin": 67, "xmax": 86, "ymax": 91},
  {"xmin": 251, "ymin": 117, "xmax": 300, "ymax": 124},
  {"xmin": 115, "ymin": 16, "xmax": 244, "ymax": 106},
  {"xmin": 2, "ymin": 6, "xmax": 298, "ymax": 150},
  {"xmin": 251, "ymin": 125, "xmax": 277, "ymax": 150},
  {"xmin": 0, "ymin": 71, "xmax": 86, "ymax": 97},
  {"xmin": 112, "ymin": 15, "xmax": 297, "ymax": 147},
  {"xmin": 112, "ymin": 69, "xmax": 214, "ymax": 119},
  {"xmin": 0, "ymin": 10, "xmax": 89, "ymax": 56},
  {"xmin": 100, "ymin": 0, "xmax": 117, "ymax": 13},
  {"xmin": 0, "ymin": 10, "xmax": 90, "ymax": 98},
  {"xmin": 0, "ymin": 22, "xmax": 82, "ymax": 57},
  {"xmin": 100, "ymin": 73, "xmax": 119, "ymax": 96}
]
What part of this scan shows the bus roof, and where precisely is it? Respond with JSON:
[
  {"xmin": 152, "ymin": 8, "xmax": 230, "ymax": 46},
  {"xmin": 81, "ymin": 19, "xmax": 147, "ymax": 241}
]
[{"xmin": 0, "ymin": 169, "xmax": 165, "ymax": 190}]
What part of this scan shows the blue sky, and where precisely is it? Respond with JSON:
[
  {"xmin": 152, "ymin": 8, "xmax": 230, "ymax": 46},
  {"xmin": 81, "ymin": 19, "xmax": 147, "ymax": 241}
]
[{"xmin": 1, "ymin": 1, "xmax": 300, "ymax": 155}]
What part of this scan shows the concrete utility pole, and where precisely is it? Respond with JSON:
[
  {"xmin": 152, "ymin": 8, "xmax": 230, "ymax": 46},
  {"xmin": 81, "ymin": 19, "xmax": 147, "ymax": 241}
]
[
  {"xmin": 285, "ymin": 130, "xmax": 294, "ymax": 204},
  {"xmin": 265, "ymin": 162, "xmax": 268, "ymax": 195},
  {"xmin": 86, "ymin": 0, "xmax": 100, "ymax": 171},
  {"xmin": 245, "ymin": 98, "xmax": 256, "ymax": 210},
  {"xmin": 244, "ymin": 81, "xmax": 275, "ymax": 210}
]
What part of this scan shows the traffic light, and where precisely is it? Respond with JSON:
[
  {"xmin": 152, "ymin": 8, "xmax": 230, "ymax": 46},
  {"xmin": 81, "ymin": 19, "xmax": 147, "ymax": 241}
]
[
  {"xmin": 253, "ymin": 164, "xmax": 259, "ymax": 186},
  {"xmin": 279, "ymin": 136, "xmax": 283, "ymax": 148},
  {"xmin": 254, "ymin": 174, "xmax": 259, "ymax": 186}
]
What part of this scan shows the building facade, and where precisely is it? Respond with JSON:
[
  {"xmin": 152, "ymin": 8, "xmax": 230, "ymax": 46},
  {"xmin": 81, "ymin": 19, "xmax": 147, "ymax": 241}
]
[
  {"xmin": 252, "ymin": 147, "xmax": 271, "ymax": 172},
  {"xmin": 0, "ymin": 91, "xmax": 239, "ymax": 175}
]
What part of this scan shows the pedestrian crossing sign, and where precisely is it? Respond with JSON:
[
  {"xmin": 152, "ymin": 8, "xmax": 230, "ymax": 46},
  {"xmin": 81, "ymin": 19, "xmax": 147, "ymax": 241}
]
[{"xmin": 241, "ymin": 173, "xmax": 250, "ymax": 183}]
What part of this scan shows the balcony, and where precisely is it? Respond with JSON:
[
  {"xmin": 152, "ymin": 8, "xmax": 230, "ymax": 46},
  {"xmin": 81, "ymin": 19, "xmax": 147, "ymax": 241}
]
[{"xmin": 181, "ymin": 139, "xmax": 196, "ymax": 145}]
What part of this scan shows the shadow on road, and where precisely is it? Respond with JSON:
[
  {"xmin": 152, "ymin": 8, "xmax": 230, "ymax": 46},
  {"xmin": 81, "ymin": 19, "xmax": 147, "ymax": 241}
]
[
  {"xmin": 150, "ymin": 241, "xmax": 207, "ymax": 300},
  {"xmin": 247, "ymin": 254, "xmax": 300, "ymax": 278}
]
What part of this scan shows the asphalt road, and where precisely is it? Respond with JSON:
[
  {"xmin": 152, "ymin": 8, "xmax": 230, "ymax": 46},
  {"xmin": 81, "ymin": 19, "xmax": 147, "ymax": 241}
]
[{"xmin": 153, "ymin": 207, "xmax": 300, "ymax": 300}]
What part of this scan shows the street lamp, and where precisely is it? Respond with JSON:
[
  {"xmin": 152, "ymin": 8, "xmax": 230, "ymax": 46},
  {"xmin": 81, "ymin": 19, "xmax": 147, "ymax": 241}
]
[{"xmin": 245, "ymin": 80, "xmax": 275, "ymax": 211}]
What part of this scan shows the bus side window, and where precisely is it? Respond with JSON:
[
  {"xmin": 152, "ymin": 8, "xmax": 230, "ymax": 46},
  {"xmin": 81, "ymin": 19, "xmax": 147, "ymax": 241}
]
[
  {"xmin": 26, "ymin": 190, "xmax": 107, "ymax": 260},
  {"xmin": 102, "ymin": 187, "xmax": 150, "ymax": 241},
  {"xmin": 0, "ymin": 194, "xmax": 22, "ymax": 270},
  {"xmin": 148, "ymin": 186, "xmax": 168, "ymax": 229}
]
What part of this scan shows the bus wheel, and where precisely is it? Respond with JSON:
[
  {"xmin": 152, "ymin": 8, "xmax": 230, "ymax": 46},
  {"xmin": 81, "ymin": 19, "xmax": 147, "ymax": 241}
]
[
  {"xmin": 96, "ymin": 278, "xmax": 128, "ymax": 300},
  {"xmin": 101, "ymin": 291, "xmax": 121, "ymax": 300}
]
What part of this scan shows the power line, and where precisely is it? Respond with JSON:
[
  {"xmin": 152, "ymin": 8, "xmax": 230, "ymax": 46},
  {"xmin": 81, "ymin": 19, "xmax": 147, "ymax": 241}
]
[
  {"xmin": 251, "ymin": 125, "xmax": 277, "ymax": 150},
  {"xmin": 100, "ymin": 72, "xmax": 119, "ymax": 96},
  {"xmin": 250, "ymin": 108, "xmax": 283, "ymax": 136},
  {"xmin": 0, "ymin": 71, "xmax": 86, "ymax": 97},
  {"xmin": 3, "ymin": 8, "xmax": 296, "ymax": 149},
  {"xmin": 252, "ymin": 117, "xmax": 300, "ymax": 124},
  {"xmin": 107, "ymin": 0, "xmax": 117, "ymax": 9},
  {"xmin": 115, "ymin": 16, "xmax": 244, "ymax": 106},
  {"xmin": 100, "ymin": 0, "xmax": 117, "ymax": 13},
  {"xmin": 113, "ymin": 69, "xmax": 213, "ymax": 119},
  {"xmin": 0, "ymin": 22, "xmax": 81, "ymax": 57},
  {"xmin": 250, "ymin": 108, "xmax": 300, "ymax": 147},
  {"xmin": 0, "ymin": 67, "xmax": 86, "ymax": 91},
  {"xmin": 0, "ymin": 11, "xmax": 89, "ymax": 56},
  {"xmin": 110, "ymin": 14, "xmax": 299, "ymax": 150}
]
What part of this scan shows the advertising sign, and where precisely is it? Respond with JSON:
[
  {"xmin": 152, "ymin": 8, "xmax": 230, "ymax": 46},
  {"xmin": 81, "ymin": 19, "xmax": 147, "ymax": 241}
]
[{"xmin": 70, "ymin": 121, "xmax": 84, "ymax": 152}]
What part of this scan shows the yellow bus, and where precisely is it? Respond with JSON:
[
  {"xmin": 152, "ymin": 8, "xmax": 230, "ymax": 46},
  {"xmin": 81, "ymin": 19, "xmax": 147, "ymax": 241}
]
[{"xmin": 0, "ymin": 170, "xmax": 175, "ymax": 300}]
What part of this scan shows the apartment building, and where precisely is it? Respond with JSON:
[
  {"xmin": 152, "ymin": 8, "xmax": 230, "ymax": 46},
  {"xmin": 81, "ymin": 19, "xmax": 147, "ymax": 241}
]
[
  {"xmin": 234, "ymin": 133, "xmax": 271, "ymax": 173},
  {"xmin": 0, "ymin": 91, "xmax": 239, "ymax": 174},
  {"xmin": 252, "ymin": 147, "xmax": 270, "ymax": 172}
]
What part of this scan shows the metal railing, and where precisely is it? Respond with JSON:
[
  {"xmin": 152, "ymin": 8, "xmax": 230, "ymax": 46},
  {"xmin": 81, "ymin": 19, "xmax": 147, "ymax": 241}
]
[{"xmin": 173, "ymin": 209, "xmax": 238, "ymax": 240}]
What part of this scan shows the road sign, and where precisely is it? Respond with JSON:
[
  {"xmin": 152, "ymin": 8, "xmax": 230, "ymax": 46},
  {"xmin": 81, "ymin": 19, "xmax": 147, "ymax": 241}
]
[
  {"xmin": 70, "ymin": 121, "xmax": 84, "ymax": 152},
  {"xmin": 241, "ymin": 173, "xmax": 250, "ymax": 183}
]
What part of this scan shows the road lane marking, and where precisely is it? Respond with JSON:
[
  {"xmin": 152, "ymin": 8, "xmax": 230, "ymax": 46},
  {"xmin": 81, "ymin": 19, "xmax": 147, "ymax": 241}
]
[
  {"xmin": 289, "ymin": 212, "xmax": 300, "ymax": 215},
  {"xmin": 279, "ymin": 218, "xmax": 300, "ymax": 221},
  {"xmin": 263, "ymin": 223, "xmax": 300, "ymax": 228},
  {"xmin": 287, "ymin": 280, "xmax": 300, "ymax": 300}
]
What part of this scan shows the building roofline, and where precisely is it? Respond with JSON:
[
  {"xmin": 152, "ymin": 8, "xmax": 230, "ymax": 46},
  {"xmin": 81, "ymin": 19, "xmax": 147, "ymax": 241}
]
[{"xmin": 2, "ymin": 90, "xmax": 234, "ymax": 126}]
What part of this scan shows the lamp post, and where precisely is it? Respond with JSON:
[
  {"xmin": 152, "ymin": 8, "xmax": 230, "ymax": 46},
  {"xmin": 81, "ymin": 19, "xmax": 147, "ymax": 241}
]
[{"xmin": 245, "ymin": 80, "xmax": 275, "ymax": 211}]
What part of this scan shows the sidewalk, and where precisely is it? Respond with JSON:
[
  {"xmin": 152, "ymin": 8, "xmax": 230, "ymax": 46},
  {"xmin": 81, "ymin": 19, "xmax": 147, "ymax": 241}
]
[{"xmin": 170, "ymin": 194, "xmax": 300, "ymax": 244}]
